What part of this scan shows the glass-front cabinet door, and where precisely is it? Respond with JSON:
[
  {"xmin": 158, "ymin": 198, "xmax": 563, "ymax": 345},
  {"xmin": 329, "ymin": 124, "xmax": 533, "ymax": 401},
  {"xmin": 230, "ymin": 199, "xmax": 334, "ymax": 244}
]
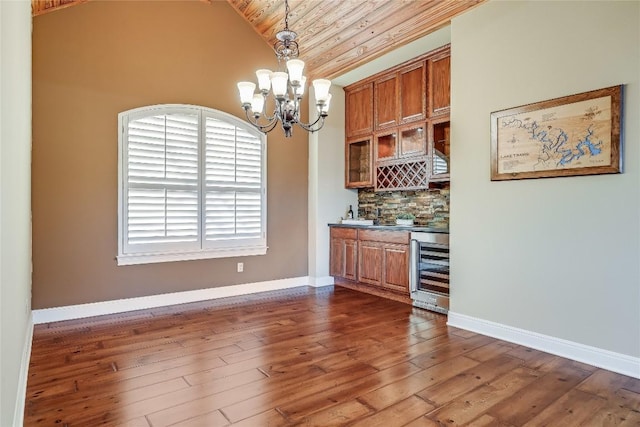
[
  {"xmin": 346, "ymin": 137, "xmax": 373, "ymax": 188},
  {"xmin": 375, "ymin": 131, "xmax": 397, "ymax": 162},
  {"xmin": 399, "ymin": 122, "xmax": 427, "ymax": 158},
  {"xmin": 430, "ymin": 118, "xmax": 450, "ymax": 180}
]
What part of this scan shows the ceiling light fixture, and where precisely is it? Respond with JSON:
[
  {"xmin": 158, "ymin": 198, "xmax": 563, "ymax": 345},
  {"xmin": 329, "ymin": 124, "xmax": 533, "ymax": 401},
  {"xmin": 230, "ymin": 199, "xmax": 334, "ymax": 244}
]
[{"xmin": 237, "ymin": 0, "xmax": 332, "ymax": 138}]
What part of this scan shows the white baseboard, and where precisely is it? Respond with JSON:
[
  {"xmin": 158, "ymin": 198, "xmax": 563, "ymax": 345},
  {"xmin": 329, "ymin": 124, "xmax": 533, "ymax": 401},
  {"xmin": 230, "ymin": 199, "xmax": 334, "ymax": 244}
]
[
  {"xmin": 14, "ymin": 312, "xmax": 33, "ymax": 427},
  {"xmin": 308, "ymin": 276, "xmax": 334, "ymax": 287},
  {"xmin": 447, "ymin": 311, "xmax": 640, "ymax": 379},
  {"xmin": 32, "ymin": 276, "xmax": 312, "ymax": 324}
]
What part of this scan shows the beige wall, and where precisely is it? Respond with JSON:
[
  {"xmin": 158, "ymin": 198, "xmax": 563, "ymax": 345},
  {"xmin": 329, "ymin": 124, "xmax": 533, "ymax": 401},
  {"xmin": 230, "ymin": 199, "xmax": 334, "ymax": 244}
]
[
  {"xmin": 450, "ymin": 1, "xmax": 639, "ymax": 358},
  {"xmin": 32, "ymin": 0, "xmax": 309, "ymax": 309},
  {"xmin": 1, "ymin": 1, "xmax": 32, "ymax": 424}
]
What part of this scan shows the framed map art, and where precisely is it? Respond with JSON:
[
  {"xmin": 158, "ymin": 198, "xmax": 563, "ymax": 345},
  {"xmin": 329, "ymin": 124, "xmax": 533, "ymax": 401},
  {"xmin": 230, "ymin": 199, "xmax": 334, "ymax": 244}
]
[{"xmin": 490, "ymin": 85, "xmax": 622, "ymax": 181}]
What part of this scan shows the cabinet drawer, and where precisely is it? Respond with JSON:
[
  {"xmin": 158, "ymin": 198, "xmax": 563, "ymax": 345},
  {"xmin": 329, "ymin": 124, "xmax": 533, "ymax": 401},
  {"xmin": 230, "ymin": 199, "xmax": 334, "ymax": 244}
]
[
  {"xmin": 358, "ymin": 229, "xmax": 409, "ymax": 244},
  {"xmin": 330, "ymin": 227, "xmax": 358, "ymax": 240}
]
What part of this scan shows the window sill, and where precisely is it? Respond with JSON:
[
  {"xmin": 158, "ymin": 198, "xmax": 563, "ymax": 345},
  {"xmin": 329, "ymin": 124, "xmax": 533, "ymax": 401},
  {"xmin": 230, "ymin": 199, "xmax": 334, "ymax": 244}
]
[{"xmin": 117, "ymin": 246, "xmax": 267, "ymax": 266}]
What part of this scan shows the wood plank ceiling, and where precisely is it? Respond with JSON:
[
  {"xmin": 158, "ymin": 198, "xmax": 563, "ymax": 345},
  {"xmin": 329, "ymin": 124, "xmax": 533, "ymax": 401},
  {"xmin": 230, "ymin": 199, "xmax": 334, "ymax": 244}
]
[{"xmin": 31, "ymin": 0, "xmax": 484, "ymax": 80}]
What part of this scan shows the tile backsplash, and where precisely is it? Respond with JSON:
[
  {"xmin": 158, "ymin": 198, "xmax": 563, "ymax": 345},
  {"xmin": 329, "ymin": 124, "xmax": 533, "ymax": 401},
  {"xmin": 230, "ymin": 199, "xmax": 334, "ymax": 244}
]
[{"xmin": 357, "ymin": 187, "xmax": 450, "ymax": 228}]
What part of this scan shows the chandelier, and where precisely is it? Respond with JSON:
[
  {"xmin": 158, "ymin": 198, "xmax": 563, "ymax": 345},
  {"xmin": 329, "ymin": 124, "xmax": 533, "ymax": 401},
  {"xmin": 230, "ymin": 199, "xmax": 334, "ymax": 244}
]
[{"xmin": 236, "ymin": 0, "xmax": 332, "ymax": 138}]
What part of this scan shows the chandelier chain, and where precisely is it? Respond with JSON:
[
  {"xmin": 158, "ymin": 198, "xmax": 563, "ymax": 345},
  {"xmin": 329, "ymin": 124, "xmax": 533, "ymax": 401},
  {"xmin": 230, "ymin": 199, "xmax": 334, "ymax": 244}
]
[{"xmin": 284, "ymin": 0, "xmax": 291, "ymax": 31}]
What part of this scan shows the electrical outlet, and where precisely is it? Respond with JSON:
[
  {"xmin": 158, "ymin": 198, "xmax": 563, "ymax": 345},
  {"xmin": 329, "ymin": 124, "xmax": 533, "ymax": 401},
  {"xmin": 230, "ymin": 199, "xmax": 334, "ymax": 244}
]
[{"xmin": 237, "ymin": 262, "xmax": 244, "ymax": 273}]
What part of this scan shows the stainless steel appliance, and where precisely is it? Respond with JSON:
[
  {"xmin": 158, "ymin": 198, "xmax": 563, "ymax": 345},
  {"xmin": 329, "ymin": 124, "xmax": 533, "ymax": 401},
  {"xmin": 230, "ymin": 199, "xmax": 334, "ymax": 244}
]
[{"xmin": 409, "ymin": 231, "xmax": 449, "ymax": 314}]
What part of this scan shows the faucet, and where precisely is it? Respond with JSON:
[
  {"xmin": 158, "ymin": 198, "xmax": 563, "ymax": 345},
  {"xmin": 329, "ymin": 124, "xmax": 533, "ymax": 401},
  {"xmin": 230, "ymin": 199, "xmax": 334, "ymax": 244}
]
[{"xmin": 374, "ymin": 207, "xmax": 382, "ymax": 225}]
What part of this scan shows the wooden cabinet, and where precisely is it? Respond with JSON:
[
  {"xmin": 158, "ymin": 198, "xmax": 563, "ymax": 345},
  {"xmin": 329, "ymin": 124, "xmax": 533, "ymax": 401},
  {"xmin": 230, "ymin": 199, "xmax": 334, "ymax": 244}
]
[
  {"xmin": 345, "ymin": 82, "xmax": 373, "ymax": 138},
  {"xmin": 357, "ymin": 241, "xmax": 382, "ymax": 285},
  {"xmin": 375, "ymin": 122, "xmax": 427, "ymax": 162},
  {"xmin": 399, "ymin": 122, "xmax": 427, "ymax": 158},
  {"xmin": 329, "ymin": 226, "xmax": 410, "ymax": 300},
  {"xmin": 374, "ymin": 62, "xmax": 426, "ymax": 131},
  {"xmin": 381, "ymin": 244, "xmax": 409, "ymax": 293},
  {"xmin": 399, "ymin": 62, "xmax": 426, "ymax": 124},
  {"xmin": 346, "ymin": 137, "xmax": 373, "ymax": 188},
  {"xmin": 374, "ymin": 74, "xmax": 398, "ymax": 130},
  {"xmin": 428, "ymin": 49, "xmax": 451, "ymax": 117},
  {"xmin": 429, "ymin": 117, "xmax": 450, "ymax": 181},
  {"xmin": 358, "ymin": 229, "xmax": 409, "ymax": 296},
  {"xmin": 329, "ymin": 227, "xmax": 357, "ymax": 281},
  {"xmin": 344, "ymin": 44, "xmax": 450, "ymax": 190}
]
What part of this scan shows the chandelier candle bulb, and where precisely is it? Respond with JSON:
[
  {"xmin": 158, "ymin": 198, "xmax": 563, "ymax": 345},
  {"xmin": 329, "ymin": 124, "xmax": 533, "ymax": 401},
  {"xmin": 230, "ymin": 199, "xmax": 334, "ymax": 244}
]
[
  {"xmin": 320, "ymin": 93, "xmax": 332, "ymax": 114},
  {"xmin": 295, "ymin": 76, "xmax": 307, "ymax": 98},
  {"xmin": 286, "ymin": 59, "xmax": 305, "ymax": 85},
  {"xmin": 313, "ymin": 79, "xmax": 331, "ymax": 102},
  {"xmin": 251, "ymin": 94, "xmax": 265, "ymax": 115},
  {"xmin": 255, "ymin": 69, "xmax": 272, "ymax": 92},
  {"xmin": 237, "ymin": 82, "xmax": 256, "ymax": 105},
  {"xmin": 270, "ymin": 72, "xmax": 289, "ymax": 98}
]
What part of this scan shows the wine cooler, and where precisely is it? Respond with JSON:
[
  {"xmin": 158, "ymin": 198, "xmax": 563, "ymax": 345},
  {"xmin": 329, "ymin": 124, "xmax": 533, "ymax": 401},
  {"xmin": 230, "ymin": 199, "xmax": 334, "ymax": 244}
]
[{"xmin": 409, "ymin": 231, "xmax": 450, "ymax": 314}]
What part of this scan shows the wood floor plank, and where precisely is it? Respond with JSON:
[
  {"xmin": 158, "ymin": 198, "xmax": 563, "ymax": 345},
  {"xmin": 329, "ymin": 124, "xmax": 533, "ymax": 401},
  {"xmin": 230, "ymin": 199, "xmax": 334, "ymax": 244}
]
[
  {"xmin": 427, "ymin": 367, "xmax": 541, "ymax": 425},
  {"xmin": 417, "ymin": 354, "xmax": 523, "ymax": 406},
  {"xmin": 221, "ymin": 363, "xmax": 380, "ymax": 423},
  {"xmin": 577, "ymin": 368, "xmax": 640, "ymax": 398},
  {"xmin": 293, "ymin": 399, "xmax": 372, "ymax": 426},
  {"xmin": 169, "ymin": 409, "xmax": 230, "ymax": 427},
  {"xmin": 24, "ymin": 287, "xmax": 640, "ymax": 427},
  {"xmin": 114, "ymin": 416, "xmax": 151, "ymax": 427},
  {"xmin": 522, "ymin": 388, "xmax": 607, "ymax": 426},
  {"xmin": 402, "ymin": 416, "xmax": 443, "ymax": 427},
  {"xmin": 226, "ymin": 409, "xmax": 290, "ymax": 427},
  {"xmin": 358, "ymin": 355, "xmax": 479, "ymax": 410},
  {"xmin": 487, "ymin": 361, "xmax": 592, "ymax": 425},
  {"xmin": 277, "ymin": 362, "xmax": 422, "ymax": 421},
  {"xmin": 349, "ymin": 395, "xmax": 434, "ymax": 427}
]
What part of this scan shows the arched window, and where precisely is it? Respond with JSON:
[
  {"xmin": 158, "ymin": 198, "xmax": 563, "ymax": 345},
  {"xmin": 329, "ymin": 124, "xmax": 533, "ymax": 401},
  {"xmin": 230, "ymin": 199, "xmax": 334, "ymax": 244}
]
[{"xmin": 117, "ymin": 104, "xmax": 266, "ymax": 265}]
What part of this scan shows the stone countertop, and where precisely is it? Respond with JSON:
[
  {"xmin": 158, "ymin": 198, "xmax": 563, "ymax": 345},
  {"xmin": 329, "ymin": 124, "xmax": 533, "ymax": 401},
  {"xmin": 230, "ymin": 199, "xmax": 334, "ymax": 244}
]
[{"xmin": 328, "ymin": 223, "xmax": 449, "ymax": 234}]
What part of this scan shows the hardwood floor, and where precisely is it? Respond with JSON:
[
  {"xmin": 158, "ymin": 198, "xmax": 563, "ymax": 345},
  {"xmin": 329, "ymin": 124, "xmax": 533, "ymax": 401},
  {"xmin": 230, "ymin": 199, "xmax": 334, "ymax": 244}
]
[{"xmin": 25, "ymin": 286, "xmax": 640, "ymax": 426}]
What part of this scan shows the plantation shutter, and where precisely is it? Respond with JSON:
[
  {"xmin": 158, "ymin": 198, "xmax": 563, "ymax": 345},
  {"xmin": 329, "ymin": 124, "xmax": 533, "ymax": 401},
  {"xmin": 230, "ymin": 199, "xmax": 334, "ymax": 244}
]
[
  {"xmin": 118, "ymin": 105, "xmax": 267, "ymax": 265},
  {"xmin": 204, "ymin": 116, "xmax": 264, "ymax": 248},
  {"xmin": 124, "ymin": 111, "xmax": 200, "ymax": 253}
]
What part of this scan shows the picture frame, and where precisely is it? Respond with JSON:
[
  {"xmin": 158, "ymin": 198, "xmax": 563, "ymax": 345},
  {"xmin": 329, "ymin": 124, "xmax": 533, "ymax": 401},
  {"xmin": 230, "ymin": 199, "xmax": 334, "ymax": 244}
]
[{"xmin": 490, "ymin": 85, "xmax": 623, "ymax": 181}]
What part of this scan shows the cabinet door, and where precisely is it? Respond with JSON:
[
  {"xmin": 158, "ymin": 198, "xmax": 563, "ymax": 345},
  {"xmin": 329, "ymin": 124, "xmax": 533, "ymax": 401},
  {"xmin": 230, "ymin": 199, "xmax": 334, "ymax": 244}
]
[
  {"xmin": 382, "ymin": 244, "xmax": 409, "ymax": 294},
  {"xmin": 345, "ymin": 137, "xmax": 373, "ymax": 188},
  {"xmin": 374, "ymin": 74, "xmax": 398, "ymax": 130},
  {"xmin": 329, "ymin": 238, "xmax": 344, "ymax": 278},
  {"xmin": 375, "ymin": 130, "xmax": 397, "ymax": 162},
  {"xmin": 345, "ymin": 83, "xmax": 373, "ymax": 138},
  {"xmin": 358, "ymin": 241, "xmax": 382, "ymax": 286},
  {"xmin": 399, "ymin": 122, "xmax": 427, "ymax": 158},
  {"xmin": 428, "ymin": 50, "xmax": 451, "ymax": 117},
  {"xmin": 430, "ymin": 118, "xmax": 450, "ymax": 181},
  {"xmin": 344, "ymin": 239, "xmax": 358, "ymax": 281},
  {"xmin": 399, "ymin": 62, "xmax": 426, "ymax": 124}
]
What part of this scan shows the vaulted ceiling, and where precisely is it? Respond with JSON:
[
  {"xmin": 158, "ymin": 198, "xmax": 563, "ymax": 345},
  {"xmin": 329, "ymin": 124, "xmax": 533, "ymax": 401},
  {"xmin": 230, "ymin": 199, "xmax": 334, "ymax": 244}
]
[{"xmin": 32, "ymin": 0, "xmax": 483, "ymax": 80}]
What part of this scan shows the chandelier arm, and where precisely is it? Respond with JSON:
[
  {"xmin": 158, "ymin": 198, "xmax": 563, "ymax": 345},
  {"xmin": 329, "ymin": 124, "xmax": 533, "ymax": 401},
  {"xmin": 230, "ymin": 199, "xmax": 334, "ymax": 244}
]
[
  {"xmin": 244, "ymin": 108, "xmax": 279, "ymax": 134},
  {"xmin": 297, "ymin": 114, "xmax": 326, "ymax": 133}
]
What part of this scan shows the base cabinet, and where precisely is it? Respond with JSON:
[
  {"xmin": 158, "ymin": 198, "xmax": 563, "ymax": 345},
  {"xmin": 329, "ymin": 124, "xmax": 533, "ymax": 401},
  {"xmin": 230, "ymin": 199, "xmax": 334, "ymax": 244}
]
[
  {"xmin": 357, "ymin": 241, "xmax": 383, "ymax": 285},
  {"xmin": 381, "ymin": 244, "xmax": 409, "ymax": 294},
  {"xmin": 330, "ymin": 228, "xmax": 357, "ymax": 281},
  {"xmin": 330, "ymin": 226, "xmax": 410, "ymax": 301}
]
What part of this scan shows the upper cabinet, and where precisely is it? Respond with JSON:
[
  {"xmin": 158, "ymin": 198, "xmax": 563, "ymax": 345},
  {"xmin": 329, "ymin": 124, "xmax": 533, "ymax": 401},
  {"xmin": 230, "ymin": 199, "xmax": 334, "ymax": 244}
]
[
  {"xmin": 374, "ymin": 74, "xmax": 397, "ymax": 130},
  {"xmin": 346, "ymin": 136, "xmax": 373, "ymax": 188},
  {"xmin": 399, "ymin": 62, "xmax": 427, "ymax": 124},
  {"xmin": 428, "ymin": 49, "xmax": 451, "ymax": 117},
  {"xmin": 345, "ymin": 82, "xmax": 373, "ymax": 138},
  {"xmin": 374, "ymin": 62, "xmax": 426, "ymax": 131},
  {"xmin": 344, "ymin": 44, "xmax": 450, "ymax": 190},
  {"xmin": 430, "ymin": 117, "xmax": 450, "ymax": 181}
]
